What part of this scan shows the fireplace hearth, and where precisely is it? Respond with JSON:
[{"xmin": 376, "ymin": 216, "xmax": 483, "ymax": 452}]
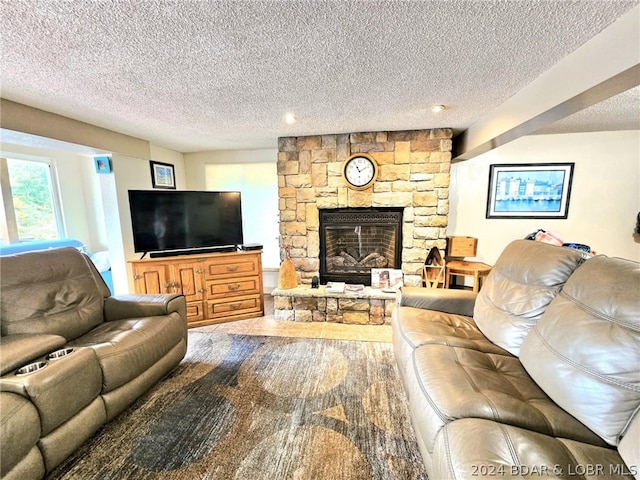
[{"xmin": 319, "ymin": 208, "xmax": 403, "ymax": 285}]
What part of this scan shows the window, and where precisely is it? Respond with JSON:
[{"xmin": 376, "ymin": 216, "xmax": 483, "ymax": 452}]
[{"xmin": 0, "ymin": 156, "xmax": 65, "ymax": 244}]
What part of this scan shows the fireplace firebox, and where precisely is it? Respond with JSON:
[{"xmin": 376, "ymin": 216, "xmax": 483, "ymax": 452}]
[{"xmin": 319, "ymin": 208, "xmax": 403, "ymax": 285}]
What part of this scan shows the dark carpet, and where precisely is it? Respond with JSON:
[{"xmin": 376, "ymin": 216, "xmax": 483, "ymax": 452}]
[{"xmin": 48, "ymin": 332, "xmax": 427, "ymax": 479}]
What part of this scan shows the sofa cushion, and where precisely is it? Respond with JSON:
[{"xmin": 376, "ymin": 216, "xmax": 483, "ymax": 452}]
[
  {"xmin": 0, "ymin": 248, "xmax": 110, "ymax": 341},
  {"xmin": 69, "ymin": 313, "xmax": 186, "ymax": 393},
  {"xmin": 394, "ymin": 308, "xmax": 510, "ymax": 354},
  {"xmin": 392, "ymin": 307, "xmax": 510, "ymax": 385},
  {"xmin": 474, "ymin": 240, "xmax": 587, "ymax": 356},
  {"xmin": 405, "ymin": 344, "xmax": 606, "ymax": 454},
  {"xmin": 432, "ymin": 418, "xmax": 634, "ymax": 480},
  {"xmin": 520, "ymin": 255, "xmax": 640, "ymax": 446}
]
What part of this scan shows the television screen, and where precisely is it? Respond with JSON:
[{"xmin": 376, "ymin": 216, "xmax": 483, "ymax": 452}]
[{"xmin": 128, "ymin": 190, "xmax": 244, "ymax": 253}]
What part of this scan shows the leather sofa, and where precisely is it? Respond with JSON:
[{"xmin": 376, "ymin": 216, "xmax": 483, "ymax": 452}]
[
  {"xmin": 393, "ymin": 239, "xmax": 639, "ymax": 479},
  {"xmin": 0, "ymin": 248, "xmax": 188, "ymax": 480}
]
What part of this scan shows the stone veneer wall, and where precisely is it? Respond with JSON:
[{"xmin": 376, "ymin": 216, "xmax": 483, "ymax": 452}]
[{"xmin": 277, "ymin": 129, "xmax": 452, "ymax": 287}]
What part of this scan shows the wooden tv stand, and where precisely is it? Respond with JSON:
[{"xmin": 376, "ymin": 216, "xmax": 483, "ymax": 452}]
[{"xmin": 129, "ymin": 249, "xmax": 263, "ymax": 328}]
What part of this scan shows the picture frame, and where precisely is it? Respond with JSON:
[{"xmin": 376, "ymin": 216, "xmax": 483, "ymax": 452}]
[
  {"xmin": 486, "ymin": 163, "xmax": 574, "ymax": 219},
  {"xmin": 94, "ymin": 156, "xmax": 111, "ymax": 174},
  {"xmin": 150, "ymin": 161, "xmax": 176, "ymax": 189},
  {"xmin": 371, "ymin": 268, "xmax": 404, "ymax": 291}
]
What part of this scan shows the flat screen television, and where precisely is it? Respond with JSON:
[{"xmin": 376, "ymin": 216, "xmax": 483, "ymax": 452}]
[{"xmin": 128, "ymin": 190, "xmax": 244, "ymax": 254}]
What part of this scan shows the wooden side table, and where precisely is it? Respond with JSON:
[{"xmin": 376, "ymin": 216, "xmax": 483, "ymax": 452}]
[{"xmin": 445, "ymin": 260, "xmax": 492, "ymax": 293}]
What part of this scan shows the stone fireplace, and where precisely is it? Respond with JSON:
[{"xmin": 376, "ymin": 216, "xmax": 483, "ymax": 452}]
[
  {"xmin": 320, "ymin": 207, "xmax": 403, "ymax": 285},
  {"xmin": 277, "ymin": 129, "xmax": 452, "ymax": 288}
]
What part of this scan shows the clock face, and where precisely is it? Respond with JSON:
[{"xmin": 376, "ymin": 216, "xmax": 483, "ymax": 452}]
[{"xmin": 343, "ymin": 154, "xmax": 378, "ymax": 189}]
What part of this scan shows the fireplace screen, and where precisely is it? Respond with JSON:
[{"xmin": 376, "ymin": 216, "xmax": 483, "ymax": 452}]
[{"xmin": 319, "ymin": 208, "xmax": 403, "ymax": 285}]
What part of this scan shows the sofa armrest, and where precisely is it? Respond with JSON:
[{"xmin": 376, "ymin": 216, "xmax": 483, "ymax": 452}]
[
  {"xmin": 103, "ymin": 294, "xmax": 186, "ymax": 323},
  {"xmin": 396, "ymin": 287, "xmax": 477, "ymax": 317},
  {"xmin": 0, "ymin": 334, "xmax": 67, "ymax": 375},
  {"xmin": 618, "ymin": 412, "xmax": 640, "ymax": 479}
]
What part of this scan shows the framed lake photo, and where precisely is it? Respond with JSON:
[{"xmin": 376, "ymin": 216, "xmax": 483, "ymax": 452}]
[
  {"xmin": 150, "ymin": 161, "xmax": 176, "ymax": 189},
  {"xmin": 486, "ymin": 163, "xmax": 574, "ymax": 219}
]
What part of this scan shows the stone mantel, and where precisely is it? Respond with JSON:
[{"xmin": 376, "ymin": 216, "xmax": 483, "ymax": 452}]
[
  {"xmin": 272, "ymin": 286, "xmax": 397, "ymax": 325},
  {"xmin": 277, "ymin": 129, "xmax": 452, "ymax": 287}
]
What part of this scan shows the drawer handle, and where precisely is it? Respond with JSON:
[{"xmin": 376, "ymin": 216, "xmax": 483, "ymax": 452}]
[
  {"xmin": 228, "ymin": 284, "xmax": 241, "ymax": 291},
  {"xmin": 230, "ymin": 303, "xmax": 242, "ymax": 310},
  {"xmin": 226, "ymin": 265, "xmax": 239, "ymax": 272}
]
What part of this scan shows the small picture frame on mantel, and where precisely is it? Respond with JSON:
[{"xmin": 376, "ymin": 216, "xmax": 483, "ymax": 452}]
[{"xmin": 150, "ymin": 161, "xmax": 176, "ymax": 189}]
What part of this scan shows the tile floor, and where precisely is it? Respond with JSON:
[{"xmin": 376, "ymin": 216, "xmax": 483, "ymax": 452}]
[{"xmin": 191, "ymin": 294, "xmax": 392, "ymax": 343}]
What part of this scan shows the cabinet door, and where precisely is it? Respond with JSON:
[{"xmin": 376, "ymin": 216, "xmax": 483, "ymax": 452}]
[
  {"xmin": 132, "ymin": 263, "xmax": 171, "ymax": 294},
  {"xmin": 172, "ymin": 261, "xmax": 206, "ymax": 303}
]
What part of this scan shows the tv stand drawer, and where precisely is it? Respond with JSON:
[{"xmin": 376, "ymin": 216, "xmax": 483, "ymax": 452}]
[
  {"xmin": 186, "ymin": 301, "xmax": 205, "ymax": 322},
  {"xmin": 206, "ymin": 277, "xmax": 260, "ymax": 297},
  {"xmin": 207, "ymin": 294, "xmax": 262, "ymax": 319},
  {"xmin": 205, "ymin": 255, "xmax": 260, "ymax": 279}
]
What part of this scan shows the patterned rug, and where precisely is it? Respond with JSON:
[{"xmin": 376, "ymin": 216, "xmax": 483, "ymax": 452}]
[{"xmin": 49, "ymin": 332, "xmax": 427, "ymax": 479}]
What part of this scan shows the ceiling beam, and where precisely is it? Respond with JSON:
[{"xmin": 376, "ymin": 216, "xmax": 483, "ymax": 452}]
[{"xmin": 453, "ymin": 5, "xmax": 640, "ymax": 162}]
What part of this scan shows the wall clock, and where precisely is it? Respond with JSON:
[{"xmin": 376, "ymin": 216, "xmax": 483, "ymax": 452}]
[{"xmin": 342, "ymin": 153, "xmax": 378, "ymax": 190}]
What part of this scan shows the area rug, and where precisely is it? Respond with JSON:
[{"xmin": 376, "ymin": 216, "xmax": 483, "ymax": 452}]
[{"xmin": 49, "ymin": 332, "xmax": 427, "ymax": 480}]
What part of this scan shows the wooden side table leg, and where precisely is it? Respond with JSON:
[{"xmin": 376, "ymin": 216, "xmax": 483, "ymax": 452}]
[{"xmin": 473, "ymin": 271, "xmax": 480, "ymax": 293}]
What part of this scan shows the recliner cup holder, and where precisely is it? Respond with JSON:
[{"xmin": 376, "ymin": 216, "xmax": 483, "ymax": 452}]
[
  {"xmin": 16, "ymin": 361, "xmax": 48, "ymax": 376},
  {"xmin": 47, "ymin": 348, "xmax": 75, "ymax": 360}
]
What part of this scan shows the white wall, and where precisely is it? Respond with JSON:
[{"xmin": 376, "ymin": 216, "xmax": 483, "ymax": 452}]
[
  {"xmin": 184, "ymin": 149, "xmax": 280, "ymax": 291},
  {"xmin": 448, "ymin": 130, "xmax": 640, "ymax": 264},
  {"xmin": 184, "ymin": 149, "xmax": 277, "ymax": 190}
]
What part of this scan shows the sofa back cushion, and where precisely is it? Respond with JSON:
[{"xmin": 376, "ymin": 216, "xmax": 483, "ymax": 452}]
[
  {"xmin": 474, "ymin": 240, "xmax": 586, "ymax": 356},
  {"xmin": 0, "ymin": 248, "xmax": 110, "ymax": 341},
  {"xmin": 520, "ymin": 255, "xmax": 640, "ymax": 446}
]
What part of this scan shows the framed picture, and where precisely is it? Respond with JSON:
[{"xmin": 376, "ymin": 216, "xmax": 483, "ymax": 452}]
[
  {"xmin": 94, "ymin": 156, "xmax": 111, "ymax": 174},
  {"xmin": 371, "ymin": 268, "xmax": 404, "ymax": 291},
  {"xmin": 150, "ymin": 161, "xmax": 176, "ymax": 189},
  {"xmin": 486, "ymin": 163, "xmax": 574, "ymax": 219}
]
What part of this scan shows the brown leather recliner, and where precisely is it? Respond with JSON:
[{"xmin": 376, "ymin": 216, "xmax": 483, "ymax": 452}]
[
  {"xmin": 393, "ymin": 240, "xmax": 639, "ymax": 479},
  {"xmin": 0, "ymin": 248, "xmax": 187, "ymax": 480}
]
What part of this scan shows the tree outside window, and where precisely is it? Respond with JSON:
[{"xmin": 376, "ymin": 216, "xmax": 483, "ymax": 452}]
[{"xmin": 1, "ymin": 157, "xmax": 63, "ymax": 243}]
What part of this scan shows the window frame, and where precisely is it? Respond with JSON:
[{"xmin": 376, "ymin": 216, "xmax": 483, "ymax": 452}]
[{"xmin": 0, "ymin": 153, "xmax": 66, "ymax": 243}]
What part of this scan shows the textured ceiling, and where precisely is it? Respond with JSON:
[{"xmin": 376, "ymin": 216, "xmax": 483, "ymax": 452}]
[{"xmin": 1, "ymin": 0, "xmax": 638, "ymax": 153}]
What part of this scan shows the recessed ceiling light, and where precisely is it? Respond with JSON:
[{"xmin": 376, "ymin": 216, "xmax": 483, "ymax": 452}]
[
  {"xmin": 431, "ymin": 105, "xmax": 445, "ymax": 113},
  {"xmin": 284, "ymin": 113, "xmax": 298, "ymax": 124}
]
